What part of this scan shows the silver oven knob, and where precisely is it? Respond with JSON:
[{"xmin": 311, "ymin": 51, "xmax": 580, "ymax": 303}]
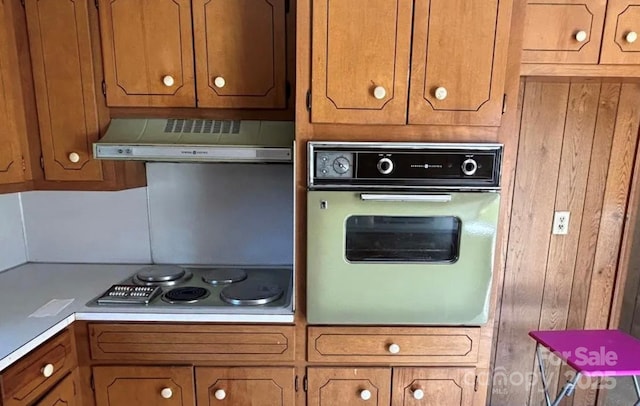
[
  {"xmin": 377, "ymin": 158, "xmax": 394, "ymax": 175},
  {"xmin": 462, "ymin": 158, "xmax": 478, "ymax": 176}
]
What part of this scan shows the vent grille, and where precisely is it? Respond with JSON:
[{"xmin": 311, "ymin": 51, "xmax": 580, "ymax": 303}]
[{"xmin": 164, "ymin": 119, "xmax": 241, "ymax": 134}]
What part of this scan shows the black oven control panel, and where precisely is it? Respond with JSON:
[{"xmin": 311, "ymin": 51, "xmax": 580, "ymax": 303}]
[{"xmin": 309, "ymin": 142, "xmax": 502, "ymax": 190}]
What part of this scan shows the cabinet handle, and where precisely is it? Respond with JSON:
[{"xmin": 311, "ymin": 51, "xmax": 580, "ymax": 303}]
[
  {"xmin": 360, "ymin": 389, "xmax": 372, "ymax": 401},
  {"xmin": 41, "ymin": 363, "xmax": 54, "ymax": 378},
  {"xmin": 162, "ymin": 75, "xmax": 175, "ymax": 87},
  {"xmin": 68, "ymin": 152, "xmax": 80, "ymax": 163},
  {"xmin": 373, "ymin": 86, "xmax": 386, "ymax": 100},
  {"xmin": 160, "ymin": 388, "xmax": 173, "ymax": 399},
  {"xmin": 388, "ymin": 343, "xmax": 401, "ymax": 354},
  {"xmin": 575, "ymin": 30, "xmax": 588, "ymax": 42},
  {"xmin": 214, "ymin": 389, "xmax": 227, "ymax": 400},
  {"xmin": 626, "ymin": 31, "xmax": 638, "ymax": 44},
  {"xmin": 214, "ymin": 77, "xmax": 226, "ymax": 88},
  {"xmin": 434, "ymin": 87, "xmax": 448, "ymax": 101},
  {"xmin": 412, "ymin": 389, "xmax": 425, "ymax": 400}
]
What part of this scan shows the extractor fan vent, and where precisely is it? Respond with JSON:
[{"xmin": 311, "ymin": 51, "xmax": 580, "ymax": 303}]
[{"xmin": 164, "ymin": 119, "xmax": 241, "ymax": 134}]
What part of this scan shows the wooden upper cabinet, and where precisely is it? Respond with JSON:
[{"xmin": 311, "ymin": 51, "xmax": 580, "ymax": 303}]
[
  {"xmin": 98, "ymin": 0, "xmax": 196, "ymax": 107},
  {"xmin": 193, "ymin": 0, "xmax": 287, "ymax": 109},
  {"xmin": 408, "ymin": 0, "xmax": 511, "ymax": 126},
  {"xmin": 93, "ymin": 366, "xmax": 195, "ymax": 406},
  {"xmin": 310, "ymin": 0, "xmax": 413, "ymax": 125},
  {"xmin": 391, "ymin": 368, "xmax": 475, "ymax": 406},
  {"xmin": 0, "ymin": 2, "xmax": 26, "ymax": 185},
  {"xmin": 34, "ymin": 372, "xmax": 79, "ymax": 406},
  {"xmin": 521, "ymin": 0, "xmax": 607, "ymax": 64},
  {"xmin": 307, "ymin": 368, "xmax": 392, "ymax": 406},
  {"xmin": 25, "ymin": 0, "xmax": 104, "ymax": 182},
  {"xmin": 600, "ymin": 0, "xmax": 640, "ymax": 64},
  {"xmin": 195, "ymin": 367, "xmax": 294, "ymax": 406}
]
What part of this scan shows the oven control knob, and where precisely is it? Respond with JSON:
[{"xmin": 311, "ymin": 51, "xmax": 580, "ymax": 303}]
[
  {"xmin": 377, "ymin": 158, "xmax": 394, "ymax": 175},
  {"xmin": 214, "ymin": 389, "xmax": 227, "ymax": 400},
  {"xmin": 360, "ymin": 390, "xmax": 372, "ymax": 401},
  {"xmin": 462, "ymin": 158, "xmax": 478, "ymax": 176}
]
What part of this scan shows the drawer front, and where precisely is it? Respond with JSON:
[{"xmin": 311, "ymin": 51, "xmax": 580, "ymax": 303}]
[
  {"xmin": 522, "ymin": 1, "xmax": 606, "ymax": 64},
  {"xmin": 308, "ymin": 327, "xmax": 479, "ymax": 364},
  {"xmin": 1, "ymin": 330, "xmax": 76, "ymax": 406},
  {"xmin": 89, "ymin": 323, "xmax": 295, "ymax": 362}
]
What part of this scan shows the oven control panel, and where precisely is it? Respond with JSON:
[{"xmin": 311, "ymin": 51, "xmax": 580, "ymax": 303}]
[
  {"xmin": 309, "ymin": 142, "xmax": 502, "ymax": 190},
  {"xmin": 97, "ymin": 285, "xmax": 162, "ymax": 305}
]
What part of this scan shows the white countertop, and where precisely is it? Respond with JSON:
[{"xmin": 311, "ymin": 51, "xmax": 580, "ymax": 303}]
[{"xmin": 0, "ymin": 263, "xmax": 295, "ymax": 372}]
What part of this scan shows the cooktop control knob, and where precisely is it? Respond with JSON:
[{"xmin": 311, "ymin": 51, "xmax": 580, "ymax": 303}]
[
  {"xmin": 377, "ymin": 157, "xmax": 394, "ymax": 175},
  {"xmin": 462, "ymin": 158, "xmax": 478, "ymax": 176}
]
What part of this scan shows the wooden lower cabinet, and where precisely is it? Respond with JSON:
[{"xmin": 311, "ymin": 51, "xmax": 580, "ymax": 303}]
[
  {"xmin": 195, "ymin": 367, "xmax": 295, "ymax": 405},
  {"xmin": 93, "ymin": 366, "xmax": 195, "ymax": 406},
  {"xmin": 34, "ymin": 372, "xmax": 79, "ymax": 406},
  {"xmin": 307, "ymin": 367, "xmax": 474, "ymax": 406}
]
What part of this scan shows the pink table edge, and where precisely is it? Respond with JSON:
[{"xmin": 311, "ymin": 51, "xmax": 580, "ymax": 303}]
[{"xmin": 529, "ymin": 329, "xmax": 640, "ymax": 377}]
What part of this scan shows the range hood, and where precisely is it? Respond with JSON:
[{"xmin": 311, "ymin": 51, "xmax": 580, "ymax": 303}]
[{"xmin": 93, "ymin": 119, "xmax": 294, "ymax": 163}]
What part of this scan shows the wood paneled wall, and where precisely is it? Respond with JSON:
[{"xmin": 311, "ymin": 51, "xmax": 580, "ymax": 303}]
[{"xmin": 491, "ymin": 79, "xmax": 640, "ymax": 406}]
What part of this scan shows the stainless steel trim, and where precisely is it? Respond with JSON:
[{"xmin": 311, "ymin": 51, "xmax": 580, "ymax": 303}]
[
  {"xmin": 311, "ymin": 184, "xmax": 501, "ymax": 192},
  {"xmin": 360, "ymin": 194, "xmax": 452, "ymax": 202},
  {"xmin": 95, "ymin": 145, "xmax": 293, "ymax": 162}
]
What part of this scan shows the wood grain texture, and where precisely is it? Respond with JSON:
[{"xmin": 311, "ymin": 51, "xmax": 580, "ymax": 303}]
[
  {"xmin": 1, "ymin": 330, "xmax": 77, "ymax": 406},
  {"xmin": 195, "ymin": 367, "xmax": 294, "ymax": 406},
  {"xmin": 408, "ymin": 0, "xmax": 511, "ymax": 126},
  {"xmin": 391, "ymin": 368, "xmax": 475, "ymax": 406},
  {"xmin": 307, "ymin": 368, "xmax": 391, "ymax": 406},
  {"xmin": 25, "ymin": 0, "xmax": 104, "ymax": 182},
  {"xmin": 521, "ymin": 63, "xmax": 640, "ymax": 77},
  {"xmin": 98, "ymin": 0, "xmax": 196, "ymax": 107},
  {"xmin": 600, "ymin": 0, "xmax": 640, "ymax": 64},
  {"xmin": 310, "ymin": 0, "xmax": 413, "ymax": 124},
  {"xmin": 89, "ymin": 323, "xmax": 294, "ymax": 362},
  {"xmin": 34, "ymin": 370, "xmax": 79, "ymax": 406},
  {"xmin": 193, "ymin": 0, "xmax": 286, "ymax": 109},
  {"xmin": 93, "ymin": 365, "xmax": 195, "ymax": 406},
  {"xmin": 521, "ymin": 0, "xmax": 607, "ymax": 64},
  {"xmin": 308, "ymin": 327, "xmax": 479, "ymax": 364}
]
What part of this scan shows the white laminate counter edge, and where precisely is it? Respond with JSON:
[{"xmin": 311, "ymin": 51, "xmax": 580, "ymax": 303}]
[{"xmin": 0, "ymin": 312, "xmax": 294, "ymax": 372}]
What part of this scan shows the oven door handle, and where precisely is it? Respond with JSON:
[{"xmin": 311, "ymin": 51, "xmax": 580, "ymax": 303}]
[{"xmin": 359, "ymin": 194, "xmax": 452, "ymax": 203}]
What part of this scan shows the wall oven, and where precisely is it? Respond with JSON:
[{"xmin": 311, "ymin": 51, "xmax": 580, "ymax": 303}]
[{"xmin": 306, "ymin": 142, "xmax": 502, "ymax": 325}]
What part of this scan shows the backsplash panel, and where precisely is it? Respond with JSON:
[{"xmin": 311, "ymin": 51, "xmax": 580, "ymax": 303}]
[
  {"xmin": 0, "ymin": 193, "xmax": 27, "ymax": 271},
  {"xmin": 21, "ymin": 188, "xmax": 151, "ymax": 263},
  {"xmin": 147, "ymin": 163, "xmax": 293, "ymax": 265}
]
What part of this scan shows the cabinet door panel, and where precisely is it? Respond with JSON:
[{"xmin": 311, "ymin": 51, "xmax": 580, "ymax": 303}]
[
  {"xmin": 93, "ymin": 366, "xmax": 195, "ymax": 406},
  {"xmin": 34, "ymin": 371, "xmax": 78, "ymax": 406},
  {"xmin": 196, "ymin": 367, "xmax": 294, "ymax": 406},
  {"xmin": 307, "ymin": 368, "xmax": 391, "ymax": 406},
  {"xmin": 194, "ymin": 0, "xmax": 286, "ymax": 109},
  {"xmin": 311, "ymin": 0, "xmax": 413, "ymax": 124},
  {"xmin": 98, "ymin": 0, "xmax": 195, "ymax": 107},
  {"xmin": 521, "ymin": 0, "xmax": 606, "ymax": 64},
  {"xmin": 392, "ymin": 368, "xmax": 475, "ymax": 406},
  {"xmin": 25, "ymin": 0, "xmax": 103, "ymax": 182},
  {"xmin": 408, "ymin": 0, "xmax": 511, "ymax": 126},
  {"xmin": 0, "ymin": 2, "xmax": 25, "ymax": 185},
  {"xmin": 601, "ymin": 0, "xmax": 640, "ymax": 64}
]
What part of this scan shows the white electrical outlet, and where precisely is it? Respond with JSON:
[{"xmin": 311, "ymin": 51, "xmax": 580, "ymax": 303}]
[{"xmin": 552, "ymin": 211, "xmax": 570, "ymax": 235}]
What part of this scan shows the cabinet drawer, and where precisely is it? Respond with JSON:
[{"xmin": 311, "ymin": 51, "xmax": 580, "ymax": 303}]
[
  {"xmin": 1, "ymin": 330, "xmax": 77, "ymax": 406},
  {"xmin": 89, "ymin": 323, "xmax": 295, "ymax": 362},
  {"xmin": 308, "ymin": 327, "xmax": 479, "ymax": 364},
  {"xmin": 522, "ymin": 1, "xmax": 606, "ymax": 64}
]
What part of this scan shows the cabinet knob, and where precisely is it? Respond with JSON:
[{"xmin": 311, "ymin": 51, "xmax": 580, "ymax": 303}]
[
  {"xmin": 162, "ymin": 75, "xmax": 175, "ymax": 87},
  {"xmin": 626, "ymin": 31, "xmax": 638, "ymax": 44},
  {"xmin": 214, "ymin": 389, "xmax": 227, "ymax": 400},
  {"xmin": 388, "ymin": 343, "xmax": 401, "ymax": 354},
  {"xmin": 41, "ymin": 363, "xmax": 54, "ymax": 378},
  {"xmin": 412, "ymin": 389, "xmax": 425, "ymax": 400},
  {"xmin": 360, "ymin": 389, "xmax": 372, "ymax": 401},
  {"xmin": 160, "ymin": 388, "xmax": 173, "ymax": 399},
  {"xmin": 575, "ymin": 30, "xmax": 588, "ymax": 42},
  {"xmin": 68, "ymin": 152, "xmax": 80, "ymax": 163},
  {"xmin": 373, "ymin": 86, "xmax": 386, "ymax": 100},
  {"xmin": 214, "ymin": 76, "xmax": 226, "ymax": 88},
  {"xmin": 434, "ymin": 87, "xmax": 448, "ymax": 101}
]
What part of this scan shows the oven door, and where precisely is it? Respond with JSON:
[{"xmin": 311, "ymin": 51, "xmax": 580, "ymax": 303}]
[{"xmin": 306, "ymin": 191, "xmax": 500, "ymax": 325}]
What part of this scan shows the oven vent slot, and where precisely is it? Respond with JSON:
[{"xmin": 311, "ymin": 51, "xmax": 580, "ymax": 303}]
[{"xmin": 164, "ymin": 119, "xmax": 241, "ymax": 135}]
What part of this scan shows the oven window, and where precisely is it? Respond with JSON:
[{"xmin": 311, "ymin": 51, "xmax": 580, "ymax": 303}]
[{"xmin": 345, "ymin": 216, "xmax": 461, "ymax": 263}]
